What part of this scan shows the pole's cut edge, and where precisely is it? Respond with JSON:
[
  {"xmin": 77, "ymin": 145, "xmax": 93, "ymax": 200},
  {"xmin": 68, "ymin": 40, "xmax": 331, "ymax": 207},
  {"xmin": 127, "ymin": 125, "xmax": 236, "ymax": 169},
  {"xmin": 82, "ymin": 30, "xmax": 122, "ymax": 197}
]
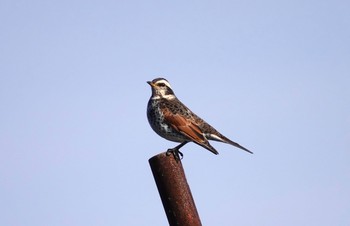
[{"xmin": 149, "ymin": 152, "xmax": 202, "ymax": 226}]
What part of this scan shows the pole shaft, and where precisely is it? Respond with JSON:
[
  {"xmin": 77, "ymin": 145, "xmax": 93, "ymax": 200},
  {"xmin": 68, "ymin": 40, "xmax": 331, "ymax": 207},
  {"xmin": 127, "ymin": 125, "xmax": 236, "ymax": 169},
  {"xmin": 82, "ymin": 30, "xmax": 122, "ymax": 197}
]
[{"xmin": 149, "ymin": 152, "xmax": 202, "ymax": 226}]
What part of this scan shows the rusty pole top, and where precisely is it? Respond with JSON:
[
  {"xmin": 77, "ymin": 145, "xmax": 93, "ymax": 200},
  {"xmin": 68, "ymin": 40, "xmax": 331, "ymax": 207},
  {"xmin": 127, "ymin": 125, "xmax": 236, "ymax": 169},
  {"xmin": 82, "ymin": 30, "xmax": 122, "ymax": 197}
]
[{"xmin": 149, "ymin": 152, "xmax": 202, "ymax": 226}]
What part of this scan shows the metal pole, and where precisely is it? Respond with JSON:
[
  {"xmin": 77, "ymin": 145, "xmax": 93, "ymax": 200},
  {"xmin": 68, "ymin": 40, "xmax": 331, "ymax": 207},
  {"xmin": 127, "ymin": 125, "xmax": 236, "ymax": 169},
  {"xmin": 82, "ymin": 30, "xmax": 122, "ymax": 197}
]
[{"xmin": 149, "ymin": 152, "xmax": 202, "ymax": 226}]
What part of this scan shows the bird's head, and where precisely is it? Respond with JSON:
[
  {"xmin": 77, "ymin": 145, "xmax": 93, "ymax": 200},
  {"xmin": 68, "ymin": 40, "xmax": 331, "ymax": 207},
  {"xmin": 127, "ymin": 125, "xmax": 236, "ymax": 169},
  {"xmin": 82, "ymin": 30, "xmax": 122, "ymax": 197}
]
[{"xmin": 147, "ymin": 78, "xmax": 175, "ymax": 100}]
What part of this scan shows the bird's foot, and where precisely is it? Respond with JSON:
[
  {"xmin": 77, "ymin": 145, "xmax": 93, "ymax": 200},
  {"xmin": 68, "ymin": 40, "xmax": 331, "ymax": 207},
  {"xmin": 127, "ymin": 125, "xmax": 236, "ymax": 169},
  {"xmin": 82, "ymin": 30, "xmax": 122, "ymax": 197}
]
[{"xmin": 166, "ymin": 148, "xmax": 183, "ymax": 162}]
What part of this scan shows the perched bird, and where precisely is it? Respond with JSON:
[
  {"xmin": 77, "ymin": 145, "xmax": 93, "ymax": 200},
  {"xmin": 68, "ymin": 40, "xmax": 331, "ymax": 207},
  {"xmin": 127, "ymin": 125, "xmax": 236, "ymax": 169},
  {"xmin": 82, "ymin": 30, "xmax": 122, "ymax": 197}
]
[{"xmin": 147, "ymin": 77, "xmax": 252, "ymax": 160}]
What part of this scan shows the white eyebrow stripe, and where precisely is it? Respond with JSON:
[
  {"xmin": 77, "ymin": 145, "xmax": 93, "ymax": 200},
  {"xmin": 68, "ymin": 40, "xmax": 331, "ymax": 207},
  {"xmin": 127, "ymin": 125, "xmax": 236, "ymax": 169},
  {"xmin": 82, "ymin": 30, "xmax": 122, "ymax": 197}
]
[{"xmin": 155, "ymin": 80, "xmax": 172, "ymax": 89}]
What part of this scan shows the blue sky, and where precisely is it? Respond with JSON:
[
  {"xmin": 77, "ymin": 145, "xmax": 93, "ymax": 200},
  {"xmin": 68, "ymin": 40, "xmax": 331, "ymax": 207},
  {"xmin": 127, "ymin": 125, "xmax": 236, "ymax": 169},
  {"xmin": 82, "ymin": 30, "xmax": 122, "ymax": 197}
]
[{"xmin": 1, "ymin": 1, "xmax": 349, "ymax": 225}]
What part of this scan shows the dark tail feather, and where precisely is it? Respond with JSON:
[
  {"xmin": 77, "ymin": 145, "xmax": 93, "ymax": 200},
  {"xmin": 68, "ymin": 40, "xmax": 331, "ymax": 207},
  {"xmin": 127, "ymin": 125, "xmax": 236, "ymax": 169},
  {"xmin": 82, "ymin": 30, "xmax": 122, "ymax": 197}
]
[
  {"xmin": 207, "ymin": 133, "xmax": 253, "ymax": 154},
  {"xmin": 194, "ymin": 140, "xmax": 219, "ymax": 155},
  {"xmin": 226, "ymin": 139, "xmax": 253, "ymax": 154}
]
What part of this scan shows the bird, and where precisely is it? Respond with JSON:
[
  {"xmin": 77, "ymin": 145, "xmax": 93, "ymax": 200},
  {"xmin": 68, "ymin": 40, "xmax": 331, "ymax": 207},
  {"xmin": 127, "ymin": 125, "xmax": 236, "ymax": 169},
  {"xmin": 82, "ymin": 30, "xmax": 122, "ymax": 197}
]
[{"xmin": 147, "ymin": 77, "xmax": 252, "ymax": 160}]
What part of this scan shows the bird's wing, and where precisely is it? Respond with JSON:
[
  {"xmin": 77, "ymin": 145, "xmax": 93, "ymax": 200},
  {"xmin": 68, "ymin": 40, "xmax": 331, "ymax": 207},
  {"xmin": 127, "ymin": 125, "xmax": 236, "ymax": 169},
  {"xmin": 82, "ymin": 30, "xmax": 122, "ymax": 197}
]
[{"xmin": 163, "ymin": 109, "xmax": 219, "ymax": 154}]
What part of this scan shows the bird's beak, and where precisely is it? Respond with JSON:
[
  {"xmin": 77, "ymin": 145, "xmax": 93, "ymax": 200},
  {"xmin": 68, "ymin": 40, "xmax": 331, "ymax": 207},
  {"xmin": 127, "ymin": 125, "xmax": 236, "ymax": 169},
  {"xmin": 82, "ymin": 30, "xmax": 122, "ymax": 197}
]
[{"xmin": 147, "ymin": 81, "xmax": 155, "ymax": 87}]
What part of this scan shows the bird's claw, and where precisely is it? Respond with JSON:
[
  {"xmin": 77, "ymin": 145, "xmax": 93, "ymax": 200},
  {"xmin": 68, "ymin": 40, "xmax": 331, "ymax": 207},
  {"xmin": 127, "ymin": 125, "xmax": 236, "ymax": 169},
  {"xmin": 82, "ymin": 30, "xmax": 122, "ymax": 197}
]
[{"xmin": 166, "ymin": 148, "xmax": 183, "ymax": 162}]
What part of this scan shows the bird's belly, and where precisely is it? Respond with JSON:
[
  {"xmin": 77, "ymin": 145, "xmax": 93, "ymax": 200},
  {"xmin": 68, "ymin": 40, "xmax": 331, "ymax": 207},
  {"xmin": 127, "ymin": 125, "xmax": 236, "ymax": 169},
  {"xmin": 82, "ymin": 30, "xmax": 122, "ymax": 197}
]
[
  {"xmin": 147, "ymin": 103, "xmax": 188, "ymax": 143},
  {"xmin": 154, "ymin": 122, "xmax": 187, "ymax": 142}
]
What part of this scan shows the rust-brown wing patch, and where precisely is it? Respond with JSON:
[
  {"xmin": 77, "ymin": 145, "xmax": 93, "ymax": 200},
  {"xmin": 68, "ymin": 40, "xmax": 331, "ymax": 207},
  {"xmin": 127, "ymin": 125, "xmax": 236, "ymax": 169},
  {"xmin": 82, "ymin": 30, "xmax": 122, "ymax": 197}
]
[
  {"xmin": 163, "ymin": 109, "xmax": 206, "ymax": 143},
  {"xmin": 163, "ymin": 108, "xmax": 219, "ymax": 155}
]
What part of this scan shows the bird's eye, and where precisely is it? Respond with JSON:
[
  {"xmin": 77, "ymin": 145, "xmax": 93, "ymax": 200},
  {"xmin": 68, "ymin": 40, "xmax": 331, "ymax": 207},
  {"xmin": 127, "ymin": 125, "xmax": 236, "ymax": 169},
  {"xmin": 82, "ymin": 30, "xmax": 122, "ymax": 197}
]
[{"xmin": 157, "ymin": 83, "xmax": 166, "ymax": 87}]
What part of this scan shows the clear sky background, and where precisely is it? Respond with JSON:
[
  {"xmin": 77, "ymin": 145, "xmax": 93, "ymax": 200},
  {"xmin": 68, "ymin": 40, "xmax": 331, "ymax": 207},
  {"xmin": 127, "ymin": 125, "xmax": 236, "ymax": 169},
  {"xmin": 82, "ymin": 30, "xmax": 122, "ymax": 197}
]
[{"xmin": 1, "ymin": 1, "xmax": 349, "ymax": 226}]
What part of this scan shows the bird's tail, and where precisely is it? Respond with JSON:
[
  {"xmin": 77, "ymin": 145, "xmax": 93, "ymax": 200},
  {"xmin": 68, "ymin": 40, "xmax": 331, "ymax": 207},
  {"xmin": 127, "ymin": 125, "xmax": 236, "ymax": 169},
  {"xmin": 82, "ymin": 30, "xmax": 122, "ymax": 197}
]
[
  {"xmin": 207, "ymin": 133, "xmax": 253, "ymax": 154},
  {"xmin": 194, "ymin": 140, "xmax": 219, "ymax": 155}
]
